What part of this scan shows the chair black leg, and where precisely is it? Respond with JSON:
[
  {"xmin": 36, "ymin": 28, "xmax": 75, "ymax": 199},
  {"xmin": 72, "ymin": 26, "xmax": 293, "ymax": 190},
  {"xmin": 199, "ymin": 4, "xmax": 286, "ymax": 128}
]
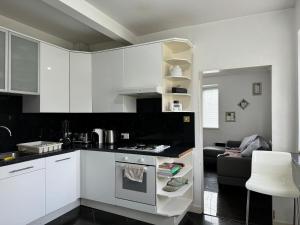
[{"xmin": 246, "ymin": 190, "xmax": 250, "ymax": 225}]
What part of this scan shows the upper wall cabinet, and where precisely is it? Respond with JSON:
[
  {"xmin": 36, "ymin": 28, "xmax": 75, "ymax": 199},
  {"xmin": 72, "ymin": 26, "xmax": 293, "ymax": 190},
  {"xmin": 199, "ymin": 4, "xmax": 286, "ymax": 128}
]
[
  {"xmin": 39, "ymin": 43, "xmax": 69, "ymax": 112},
  {"xmin": 70, "ymin": 52, "xmax": 92, "ymax": 112},
  {"xmin": 9, "ymin": 33, "xmax": 39, "ymax": 95},
  {"xmin": 23, "ymin": 43, "xmax": 70, "ymax": 113},
  {"xmin": 123, "ymin": 43, "xmax": 163, "ymax": 89},
  {"xmin": 0, "ymin": 28, "xmax": 7, "ymax": 92},
  {"xmin": 92, "ymin": 49, "xmax": 135, "ymax": 112}
]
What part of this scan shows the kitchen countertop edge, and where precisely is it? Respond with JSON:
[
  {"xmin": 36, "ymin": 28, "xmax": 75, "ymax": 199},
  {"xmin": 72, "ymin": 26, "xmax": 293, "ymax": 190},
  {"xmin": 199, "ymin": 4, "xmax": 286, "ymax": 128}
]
[{"xmin": 0, "ymin": 145, "xmax": 194, "ymax": 167}]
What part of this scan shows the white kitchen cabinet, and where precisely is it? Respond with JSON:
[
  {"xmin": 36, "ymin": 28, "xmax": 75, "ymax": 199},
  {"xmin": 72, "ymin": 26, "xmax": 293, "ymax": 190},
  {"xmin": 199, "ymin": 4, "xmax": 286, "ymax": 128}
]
[
  {"xmin": 39, "ymin": 43, "xmax": 69, "ymax": 112},
  {"xmin": 0, "ymin": 160, "xmax": 45, "ymax": 225},
  {"xmin": 123, "ymin": 43, "xmax": 163, "ymax": 89},
  {"xmin": 0, "ymin": 28, "xmax": 7, "ymax": 92},
  {"xmin": 92, "ymin": 49, "xmax": 135, "ymax": 112},
  {"xmin": 45, "ymin": 151, "xmax": 80, "ymax": 214},
  {"xmin": 23, "ymin": 43, "xmax": 70, "ymax": 112},
  {"xmin": 70, "ymin": 52, "xmax": 92, "ymax": 112},
  {"xmin": 81, "ymin": 150, "xmax": 115, "ymax": 205},
  {"xmin": 9, "ymin": 32, "xmax": 39, "ymax": 95}
]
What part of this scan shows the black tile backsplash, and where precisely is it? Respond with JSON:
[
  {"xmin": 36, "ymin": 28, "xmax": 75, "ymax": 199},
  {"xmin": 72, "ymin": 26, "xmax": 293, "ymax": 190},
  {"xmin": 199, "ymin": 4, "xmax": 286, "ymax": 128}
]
[
  {"xmin": 0, "ymin": 95, "xmax": 22, "ymax": 152},
  {"xmin": 0, "ymin": 94, "xmax": 194, "ymax": 153},
  {"xmin": 0, "ymin": 111, "xmax": 194, "ymax": 154}
]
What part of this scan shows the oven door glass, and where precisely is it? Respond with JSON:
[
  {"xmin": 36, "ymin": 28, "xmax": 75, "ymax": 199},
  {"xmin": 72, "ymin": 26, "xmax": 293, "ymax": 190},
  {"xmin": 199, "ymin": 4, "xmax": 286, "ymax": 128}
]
[{"xmin": 115, "ymin": 162, "xmax": 156, "ymax": 206}]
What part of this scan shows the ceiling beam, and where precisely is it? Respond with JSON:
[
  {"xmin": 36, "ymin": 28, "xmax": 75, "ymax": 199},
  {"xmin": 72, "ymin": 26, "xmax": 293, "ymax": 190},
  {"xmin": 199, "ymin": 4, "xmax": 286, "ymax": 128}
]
[{"xmin": 42, "ymin": 0, "xmax": 138, "ymax": 44}]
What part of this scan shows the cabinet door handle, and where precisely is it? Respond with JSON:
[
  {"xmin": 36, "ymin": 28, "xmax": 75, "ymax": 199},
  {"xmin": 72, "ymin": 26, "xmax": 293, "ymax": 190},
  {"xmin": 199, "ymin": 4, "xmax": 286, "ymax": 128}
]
[
  {"xmin": 55, "ymin": 157, "xmax": 71, "ymax": 163},
  {"xmin": 9, "ymin": 166, "xmax": 34, "ymax": 174}
]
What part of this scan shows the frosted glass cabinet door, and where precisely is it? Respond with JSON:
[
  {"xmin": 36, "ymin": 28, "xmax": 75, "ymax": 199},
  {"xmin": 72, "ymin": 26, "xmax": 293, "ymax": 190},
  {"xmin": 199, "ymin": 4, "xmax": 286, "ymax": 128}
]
[
  {"xmin": 9, "ymin": 33, "xmax": 39, "ymax": 94},
  {"xmin": 0, "ymin": 29, "xmax": 7, "ymax": 91}
]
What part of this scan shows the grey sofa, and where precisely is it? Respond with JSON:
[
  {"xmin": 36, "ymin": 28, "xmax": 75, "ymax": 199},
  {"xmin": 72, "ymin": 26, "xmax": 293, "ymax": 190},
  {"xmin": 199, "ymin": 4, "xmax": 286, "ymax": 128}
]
[
  {"xmin": 216, "ymin": 137, "xmax": 271, "ymax": 187},
  {"xmin": 203, "ymin": 141, "xmax": 241, "ymax": 167},
  {"xmin": 217, "ymin": 153, "xmax": 252, "ymax": 187}
]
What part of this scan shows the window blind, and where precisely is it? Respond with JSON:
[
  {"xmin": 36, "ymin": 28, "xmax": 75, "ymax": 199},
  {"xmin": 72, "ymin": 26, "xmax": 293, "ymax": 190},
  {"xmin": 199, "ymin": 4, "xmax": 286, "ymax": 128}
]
[{"xmin": 202, "ymin": 87, "xmax": 219, "ymax": 128}]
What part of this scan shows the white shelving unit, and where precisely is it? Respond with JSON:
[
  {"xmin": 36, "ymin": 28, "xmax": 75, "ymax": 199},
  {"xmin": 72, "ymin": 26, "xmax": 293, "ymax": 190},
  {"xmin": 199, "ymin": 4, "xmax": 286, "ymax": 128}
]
[
  {"xmin": 156, "ymin": 151, "xmax": 193, "ymax": 217},
  {"xmin": 165, "ymin": 75, "xmax": 191, "ymax": 81},
  {"xmin": 157, "ymin": 164, "xmax": 192, "ymax": 179},
  {"xmin": 164, "ymin": 93, "xmax": 191, "ymax": 97},
  {"xmin": 157, "ymin": 182, "xmax": 193, "ymax": 198},
  {"xmin": 157, "ymin": 197, "xmax": 193, "ymax": 217},
  {"xmin": 165, "ymin": 58, "xmax": 192, "ymax": 65},
  {"xmin": 162, "ymin": 39, "xmax": 193, "ymax": 112}
]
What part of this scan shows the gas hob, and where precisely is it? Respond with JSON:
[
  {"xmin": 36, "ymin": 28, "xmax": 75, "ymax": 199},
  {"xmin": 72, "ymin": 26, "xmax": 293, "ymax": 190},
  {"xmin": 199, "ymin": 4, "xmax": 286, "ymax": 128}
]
[{"xmin": 118, "ymin": 144, "xmax": 170, "ymax": 153}]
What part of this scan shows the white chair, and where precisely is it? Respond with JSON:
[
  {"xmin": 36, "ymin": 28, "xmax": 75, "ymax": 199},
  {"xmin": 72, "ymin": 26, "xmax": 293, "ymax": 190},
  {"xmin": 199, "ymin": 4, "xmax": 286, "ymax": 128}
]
[{"xmin": 245, "ymin": 151, "xmax": 300, "ymax": 225}]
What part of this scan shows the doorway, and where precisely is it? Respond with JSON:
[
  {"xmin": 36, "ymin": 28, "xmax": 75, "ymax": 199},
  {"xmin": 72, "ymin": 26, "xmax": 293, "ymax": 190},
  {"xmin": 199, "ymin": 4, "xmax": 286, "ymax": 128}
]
[{"xmin": 201, "ymin": 66, "xmax": 272, "ymax": 225}]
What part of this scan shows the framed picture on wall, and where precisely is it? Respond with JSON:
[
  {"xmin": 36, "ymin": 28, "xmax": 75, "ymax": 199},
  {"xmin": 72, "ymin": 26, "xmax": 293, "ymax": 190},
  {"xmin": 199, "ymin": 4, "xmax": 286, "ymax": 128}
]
[
  {"xmin": 225, "ymin": 112, "xmax": 236, "ymax": 122},
  {"xmin": 253, "ymin": 82, "xmax": 262, "ymax": 95}
]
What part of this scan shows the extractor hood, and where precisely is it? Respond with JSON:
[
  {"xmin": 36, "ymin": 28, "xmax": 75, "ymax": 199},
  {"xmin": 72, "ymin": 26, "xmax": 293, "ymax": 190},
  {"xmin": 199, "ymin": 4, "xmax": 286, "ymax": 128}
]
[{"xmin": 117, "ymin": 86, "xmax": 162, "ymax": 98}]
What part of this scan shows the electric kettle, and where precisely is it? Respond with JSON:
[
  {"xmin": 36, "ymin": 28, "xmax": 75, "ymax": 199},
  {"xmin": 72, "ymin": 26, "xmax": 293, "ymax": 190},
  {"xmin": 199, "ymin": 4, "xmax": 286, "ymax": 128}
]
[{"xmin": 92, "ymin": 128, "xmax": 103, "ymax": 144}]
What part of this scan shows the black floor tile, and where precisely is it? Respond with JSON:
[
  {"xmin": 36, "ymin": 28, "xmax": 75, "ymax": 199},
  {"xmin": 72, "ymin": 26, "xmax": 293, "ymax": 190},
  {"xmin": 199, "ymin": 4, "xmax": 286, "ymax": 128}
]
[
  {"xmin": 47, "ymin": 168, "xmax": 271, "ymax": 225},
  {"xmin": 203, "ymin": 168, "xmax": 272, "ymax": 225},
  {"xmin": 50, "ymin": 209, "xmax": 247, "ymax": 225}
]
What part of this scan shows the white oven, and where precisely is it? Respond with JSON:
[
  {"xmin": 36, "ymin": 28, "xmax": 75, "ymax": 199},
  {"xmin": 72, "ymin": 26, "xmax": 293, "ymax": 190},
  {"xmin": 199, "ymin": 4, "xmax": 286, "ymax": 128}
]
[{"xmin": 115, "ymin": 154, "xmax": 156, "ymax": 206}]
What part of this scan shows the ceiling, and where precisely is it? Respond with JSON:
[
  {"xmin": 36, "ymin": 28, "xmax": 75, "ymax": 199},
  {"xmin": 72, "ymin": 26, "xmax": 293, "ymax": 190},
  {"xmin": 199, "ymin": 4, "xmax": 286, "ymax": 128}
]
[
  {"xmin": 0, "ymin": 0, "xmax": 295, "ymax": 46},
  {"xmin": 0, "ymin": 0, "xmax": 112, "ymax": 44},
  {"xmin": 86, "ymin": 0, "xmax": 296, "ymax": 35}
]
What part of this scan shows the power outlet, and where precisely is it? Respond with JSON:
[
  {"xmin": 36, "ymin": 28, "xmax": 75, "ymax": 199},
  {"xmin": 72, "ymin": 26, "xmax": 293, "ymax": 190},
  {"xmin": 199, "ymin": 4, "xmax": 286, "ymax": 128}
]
[
  {"xmin": 183, "ymin": 116, "xmax": 191, "ymax": 123},
  {"xmin": 121, "ymin": 133, "xmax": 130, "ymax": 140}
]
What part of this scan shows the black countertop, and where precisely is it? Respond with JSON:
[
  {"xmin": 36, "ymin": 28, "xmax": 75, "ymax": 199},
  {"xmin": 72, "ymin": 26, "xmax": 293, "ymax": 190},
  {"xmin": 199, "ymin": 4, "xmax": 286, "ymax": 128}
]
[{"xmin": 0, "ymin": 143, "xmax": 193, "ymax": 167}]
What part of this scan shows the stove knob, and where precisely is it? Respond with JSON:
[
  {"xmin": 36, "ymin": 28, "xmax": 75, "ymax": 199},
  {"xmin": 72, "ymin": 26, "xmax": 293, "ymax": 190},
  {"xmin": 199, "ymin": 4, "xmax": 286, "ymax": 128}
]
[
  {"xmin": 139, "ymin": 158, "xmax": 145, "ymax": 163},
  {"xmin": 123, "ymin": 157, "xmax": 129, "ymax": 161}
]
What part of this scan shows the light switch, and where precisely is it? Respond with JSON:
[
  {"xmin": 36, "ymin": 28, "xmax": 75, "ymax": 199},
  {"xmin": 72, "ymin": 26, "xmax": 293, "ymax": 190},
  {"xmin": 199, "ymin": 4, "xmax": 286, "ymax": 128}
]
[{"xmin": 183, "ymin": 116, "xmax": 190, "ymax": 123}]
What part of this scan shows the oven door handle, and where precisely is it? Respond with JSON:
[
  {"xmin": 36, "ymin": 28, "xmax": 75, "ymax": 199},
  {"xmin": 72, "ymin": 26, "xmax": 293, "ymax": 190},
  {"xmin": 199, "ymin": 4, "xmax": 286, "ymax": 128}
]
[{"xmin": 116, "ymin": 163, "xmax": 148, "ymax": 171}]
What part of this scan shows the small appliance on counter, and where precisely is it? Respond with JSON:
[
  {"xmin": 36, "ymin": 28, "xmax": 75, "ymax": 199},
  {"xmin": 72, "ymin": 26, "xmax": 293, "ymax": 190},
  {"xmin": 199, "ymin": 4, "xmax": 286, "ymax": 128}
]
[
  {"xmin": 91, "ymin": 128, "xmax": 103, "ymax": 145},
  {"xmin": 118, "ymin": 144, "xmax": 170, "ymax": 153},
  {"xmin": 17, "ymin": 141, "xmax": 63, "ymax": 154},
  {"xmin": 104, "ymin": 130, "xmax": 116, "ymax": 144},
  {"xmin": 72, "ymin": 133, "xmax": 90, "ymax": 144},
  {"xmin": 60, "ymin": 120, "xmax": 72, "ymax": 147}
]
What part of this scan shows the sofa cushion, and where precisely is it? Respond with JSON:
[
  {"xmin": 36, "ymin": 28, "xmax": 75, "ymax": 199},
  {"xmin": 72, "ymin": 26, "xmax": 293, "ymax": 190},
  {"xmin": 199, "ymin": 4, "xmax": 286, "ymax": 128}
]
[
  {"xmin": 239, "ymin": 134, "xmax": 258, "ymax": 151},
  {"xmin": 241, "ymin": 136, "xmax": 270, "ymax": 157}
]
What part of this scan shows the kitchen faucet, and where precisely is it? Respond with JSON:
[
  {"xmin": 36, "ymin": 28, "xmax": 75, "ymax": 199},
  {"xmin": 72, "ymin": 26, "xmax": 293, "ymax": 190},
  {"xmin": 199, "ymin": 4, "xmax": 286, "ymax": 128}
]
[{"xmin": 0, "ymin": 126, "xmax": 12, "ymax": 136}]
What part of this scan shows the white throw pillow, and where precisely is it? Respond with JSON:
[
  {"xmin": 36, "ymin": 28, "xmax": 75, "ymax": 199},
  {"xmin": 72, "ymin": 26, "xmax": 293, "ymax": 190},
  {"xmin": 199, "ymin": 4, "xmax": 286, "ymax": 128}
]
[
  {"xmin": 239, "ymin": 134, "xmax": 258, "ymax": 151},
  {"xmin": 241, "ymin": 136, "xmax": 270, "ymax": 157}
]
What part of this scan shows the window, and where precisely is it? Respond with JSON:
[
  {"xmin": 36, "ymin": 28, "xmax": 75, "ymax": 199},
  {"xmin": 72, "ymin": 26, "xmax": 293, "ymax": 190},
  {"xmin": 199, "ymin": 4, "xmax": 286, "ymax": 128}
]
[{"xmin": 202, "ymin": 86, "xmax": 219, "ymax": 128}]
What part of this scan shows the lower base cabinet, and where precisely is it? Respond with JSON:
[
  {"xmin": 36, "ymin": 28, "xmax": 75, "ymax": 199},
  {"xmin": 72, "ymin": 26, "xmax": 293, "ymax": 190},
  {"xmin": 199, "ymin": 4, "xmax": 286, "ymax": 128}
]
[
  {"xmin": 0, "ymin": 169, "xmax": 46, "ymax": 225},
  {"xmin": 46, "ymin": 151, "xmax": 80, "ymax": 214},
  {"xmin": 81, "ymin": 151, "xmax": 115, "ymax": 205}
]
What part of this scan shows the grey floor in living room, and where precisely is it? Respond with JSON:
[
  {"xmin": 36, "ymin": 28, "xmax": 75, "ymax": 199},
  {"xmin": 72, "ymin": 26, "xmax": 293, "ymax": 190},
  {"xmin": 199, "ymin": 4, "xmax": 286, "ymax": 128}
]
[{"xmin": 204, "ymin": 167, "xmax": 272, "ymax": 225}]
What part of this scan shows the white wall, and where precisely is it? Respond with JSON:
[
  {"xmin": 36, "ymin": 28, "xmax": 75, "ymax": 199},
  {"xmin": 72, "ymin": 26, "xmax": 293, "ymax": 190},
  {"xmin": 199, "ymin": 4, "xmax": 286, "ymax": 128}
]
[
  {"xmin": 296, "ymin": 0, "xmax": 300, "ymax": 31},
  {"xmin": 203, "ymin": 68, "xmax": 272, "ymax": 146},
  {"xmin": 139, "ymin": 9, "xmax": 297, "ymax": 224}
]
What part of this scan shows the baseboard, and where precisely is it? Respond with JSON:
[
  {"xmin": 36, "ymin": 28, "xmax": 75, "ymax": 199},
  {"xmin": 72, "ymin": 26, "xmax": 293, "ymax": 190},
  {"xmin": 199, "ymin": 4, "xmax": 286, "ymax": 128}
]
[
  {"xmin": 81, "ymin": 198, "xmax": 187, "ymax": 225},
  {"xmin": 29, "ymin": 200, "xmax": 80, "ymax": 225},
  {"xmin": 273, "ymin": 220, "xmax": 291, "ymax": 225},
  {"xmin": 189, "ymin": 204, "xmax": 203, "ymax": 214}
]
